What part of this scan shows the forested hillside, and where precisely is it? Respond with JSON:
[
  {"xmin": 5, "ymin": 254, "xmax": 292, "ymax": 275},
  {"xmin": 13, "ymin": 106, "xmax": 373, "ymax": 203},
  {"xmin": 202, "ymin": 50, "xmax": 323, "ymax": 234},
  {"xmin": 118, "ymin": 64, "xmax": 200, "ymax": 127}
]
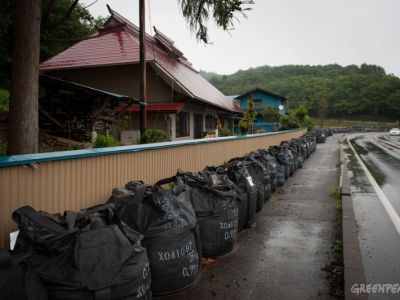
[{"xmin": 201, "ymin": 64, "xmax": 400, "ymax": 119}]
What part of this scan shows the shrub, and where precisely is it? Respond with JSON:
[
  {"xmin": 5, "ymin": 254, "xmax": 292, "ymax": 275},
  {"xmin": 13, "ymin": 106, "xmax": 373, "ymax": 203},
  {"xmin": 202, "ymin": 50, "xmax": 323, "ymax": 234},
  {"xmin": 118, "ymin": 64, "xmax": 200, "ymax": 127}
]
[
  {"xmin": 219, "ymin": 127, "xmax": 232, "ymax": 137},
  {"xmin": 0, "ymin": 89, "xmax": 9, "ymax": 111},
  {"xmin": 256, "ymin": 129, "xmax": 267, "ymax": 133},
  {"xmin": 279, "ymin": 107, "xmax": 315, "ymax": 131},
  {"xmin": 302, "ymin": 115, "xmax": 315, "ymax": 130},
  {"xmin": 279, "ymin": 115, "xmax": 300, "ymax": 130},
  {"xmin": 262, "ymin": 107, "xmax": 281, "ymax": 131},
  {"xmin": 140, "ymin": 129, "xmax": 167, "ymax": 144},
  {"xmin": 94, "ymin": 134, "xmax": 119, "ymax": 148}
]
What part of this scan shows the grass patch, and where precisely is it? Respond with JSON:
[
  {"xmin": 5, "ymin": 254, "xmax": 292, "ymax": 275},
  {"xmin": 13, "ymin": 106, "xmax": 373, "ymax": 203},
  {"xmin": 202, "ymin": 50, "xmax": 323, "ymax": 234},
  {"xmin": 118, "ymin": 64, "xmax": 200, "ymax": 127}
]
[{"xmin": 330, "ymin": 187, "xmax": 341, "ymax": 200}]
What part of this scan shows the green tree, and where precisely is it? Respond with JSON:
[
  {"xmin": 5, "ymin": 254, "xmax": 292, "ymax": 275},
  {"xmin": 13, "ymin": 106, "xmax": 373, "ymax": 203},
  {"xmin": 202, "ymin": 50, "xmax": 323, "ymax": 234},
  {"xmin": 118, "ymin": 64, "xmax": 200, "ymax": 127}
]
[
  {"xmin": 262, "ymin": 107, "xmax": 281, "ymax": 131},
  {"xmin": 179, "ymin": 0, "xmax": 254, "ymax": 43},
  {"xmin": 318, "ymin": 99, "xmax": 328, "ymax": 128},
  {"xmin": 239, "ymin": 98, "xmax": 256, "ymax": 134},
  {"xmin": 0, "ymin": 0, "xmax": 105, "ymax": 84},
  {"xmin": 40, "ymin": 0, "xmax": 106, "ymax": 61}
]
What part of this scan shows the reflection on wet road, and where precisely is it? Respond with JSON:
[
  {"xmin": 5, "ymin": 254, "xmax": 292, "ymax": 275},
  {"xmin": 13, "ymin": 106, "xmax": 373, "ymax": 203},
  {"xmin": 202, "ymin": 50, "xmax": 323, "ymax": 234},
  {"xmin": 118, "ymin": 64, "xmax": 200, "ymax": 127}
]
[
  {"xmin": 386, "ymin": 135, "xmax": 400, "ymax": 144},
  {"xmin": 350, "ymin": 134, "xmax": 400, "ymax": 214},
  {"xmin": 347, "ymin": 133, "xmax": 400, "ymax": 299}
]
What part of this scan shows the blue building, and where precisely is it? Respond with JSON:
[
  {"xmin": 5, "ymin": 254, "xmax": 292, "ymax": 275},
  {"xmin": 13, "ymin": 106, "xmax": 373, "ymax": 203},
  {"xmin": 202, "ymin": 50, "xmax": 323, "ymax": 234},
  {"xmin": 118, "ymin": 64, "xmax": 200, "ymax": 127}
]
[{"xmin": 234, "ymin": 88, "xmax": 287, "ymax": 132}]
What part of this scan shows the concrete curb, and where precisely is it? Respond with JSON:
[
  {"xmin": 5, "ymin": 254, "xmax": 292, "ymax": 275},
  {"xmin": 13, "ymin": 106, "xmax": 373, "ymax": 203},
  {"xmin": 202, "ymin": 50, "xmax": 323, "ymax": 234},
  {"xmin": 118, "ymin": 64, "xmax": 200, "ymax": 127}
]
[{"xmin": 339, "ymin": 140, "xmax": 367, "ymax": 300}]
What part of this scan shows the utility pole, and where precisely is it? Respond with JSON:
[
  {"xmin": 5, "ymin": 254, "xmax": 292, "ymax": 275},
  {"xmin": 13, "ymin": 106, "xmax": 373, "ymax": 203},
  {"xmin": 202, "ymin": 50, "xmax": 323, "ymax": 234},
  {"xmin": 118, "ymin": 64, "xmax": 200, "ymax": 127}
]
[{"xmin": 139, "ymin": 0, "xmax": 147, "ymax": 135}]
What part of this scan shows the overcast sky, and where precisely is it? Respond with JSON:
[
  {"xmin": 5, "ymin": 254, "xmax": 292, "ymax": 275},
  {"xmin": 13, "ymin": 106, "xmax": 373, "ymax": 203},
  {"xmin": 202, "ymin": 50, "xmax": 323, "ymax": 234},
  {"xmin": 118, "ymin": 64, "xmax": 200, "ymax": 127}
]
[{"xmin": 81, "ymin": 0, "xmax": 400, "ymax": 77}]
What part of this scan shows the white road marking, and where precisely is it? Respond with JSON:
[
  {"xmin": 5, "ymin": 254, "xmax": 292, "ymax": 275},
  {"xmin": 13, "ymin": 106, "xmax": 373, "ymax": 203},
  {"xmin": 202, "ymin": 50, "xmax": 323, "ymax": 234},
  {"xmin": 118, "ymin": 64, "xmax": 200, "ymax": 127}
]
[{"xmin": 347, "ymin": 134, "xmax": 400, "ymax": 235}]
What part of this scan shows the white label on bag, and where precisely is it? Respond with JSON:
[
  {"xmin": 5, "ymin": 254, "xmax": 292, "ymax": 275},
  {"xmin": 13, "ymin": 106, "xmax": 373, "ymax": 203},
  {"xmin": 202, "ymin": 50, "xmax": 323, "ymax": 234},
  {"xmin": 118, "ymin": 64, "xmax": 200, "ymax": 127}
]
[
  {"xmin": 210, "ymin": 174, "xmax": 218, "ymax": 185},
  {"xmin": 246, "ymin": 176, "xmax": 255, "ymax": 187},
  {"xmin": 10, "ymin": 230, "xmax": 19, "ymax": 250}
]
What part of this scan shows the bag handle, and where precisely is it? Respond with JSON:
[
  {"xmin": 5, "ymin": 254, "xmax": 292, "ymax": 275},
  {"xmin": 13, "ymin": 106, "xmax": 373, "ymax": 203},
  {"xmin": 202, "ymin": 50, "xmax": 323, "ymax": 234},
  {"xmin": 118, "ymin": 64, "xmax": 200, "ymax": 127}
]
[
  {"xmin": 64, "ymin": 210, "xmax": 77, "ymax": 231},
  {"xmin": 12, "ymin": 206, "xmax": 66, "ymax": 233},
  {"xmin": 132, "ymin": 183, "xmax": 149, "ymax": 203},
  {"xmin": 177, "ymin": 170, "xmax": 209, "ymax": 186},
  {"xmin": 77, "ymin": 203, "xmax": 116, "ymax": 225},
  {"xmin": 155, "ymin": 176, "xmax": 185, "ymax": 195}
]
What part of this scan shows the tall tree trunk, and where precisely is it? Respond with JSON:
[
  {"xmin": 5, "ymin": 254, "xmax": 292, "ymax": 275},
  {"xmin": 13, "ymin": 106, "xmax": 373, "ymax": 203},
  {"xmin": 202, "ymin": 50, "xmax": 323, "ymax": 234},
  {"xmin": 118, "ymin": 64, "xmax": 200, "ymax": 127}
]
[{"xmin": 7, "ymin": 0, "xmax": 41, "ymax": 155}]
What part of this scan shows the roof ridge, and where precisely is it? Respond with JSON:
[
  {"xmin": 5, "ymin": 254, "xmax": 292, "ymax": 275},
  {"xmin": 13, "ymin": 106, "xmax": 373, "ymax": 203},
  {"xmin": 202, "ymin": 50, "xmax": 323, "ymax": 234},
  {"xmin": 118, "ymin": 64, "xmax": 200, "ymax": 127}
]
[{"xmin": 106, "ymin": 5, "xmax": 154, "ymax": 42}]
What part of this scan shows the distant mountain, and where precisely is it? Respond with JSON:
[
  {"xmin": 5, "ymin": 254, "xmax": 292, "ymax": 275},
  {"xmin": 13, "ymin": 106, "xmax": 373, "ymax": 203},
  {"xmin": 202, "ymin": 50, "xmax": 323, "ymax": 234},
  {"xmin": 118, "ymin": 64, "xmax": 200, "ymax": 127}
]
[{"xmin": 202, "ymin": 64, "xmax": 400, "ymax": 118}]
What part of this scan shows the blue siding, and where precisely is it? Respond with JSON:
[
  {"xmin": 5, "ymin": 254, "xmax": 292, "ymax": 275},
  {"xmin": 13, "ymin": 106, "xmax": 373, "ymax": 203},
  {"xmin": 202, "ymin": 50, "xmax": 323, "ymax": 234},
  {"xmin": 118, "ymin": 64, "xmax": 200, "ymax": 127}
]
[
  {"xmin": 239, "ymin": 91, "xmax": 286, "ymax": 115},
  {"xmin": 237, "ymin": 90, "xmax": 286, "ymax": 132}
]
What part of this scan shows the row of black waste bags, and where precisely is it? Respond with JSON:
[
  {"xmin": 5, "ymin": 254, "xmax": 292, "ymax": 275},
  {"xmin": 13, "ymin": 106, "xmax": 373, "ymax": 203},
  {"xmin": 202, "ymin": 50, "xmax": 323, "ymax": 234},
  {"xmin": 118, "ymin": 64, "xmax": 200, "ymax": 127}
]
[
  {"xmin": 313, "ymin": 128, "xmax": 332, "ymax": 143},
  {"xmin": 0, "ymin": 133, "xmax": 319, "ymax": 300}
]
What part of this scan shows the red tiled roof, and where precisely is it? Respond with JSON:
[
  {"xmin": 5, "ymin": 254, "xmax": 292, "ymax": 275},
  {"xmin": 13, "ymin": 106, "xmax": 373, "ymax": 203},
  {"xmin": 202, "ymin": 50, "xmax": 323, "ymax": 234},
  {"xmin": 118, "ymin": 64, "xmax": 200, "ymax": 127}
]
[
  {"xmin": 40, "ymin": 7, "xmax": 237, "ymax": 113},
  {"xmin": 116, "ymin": 103, "xmax": 184, "ymax": 113}
]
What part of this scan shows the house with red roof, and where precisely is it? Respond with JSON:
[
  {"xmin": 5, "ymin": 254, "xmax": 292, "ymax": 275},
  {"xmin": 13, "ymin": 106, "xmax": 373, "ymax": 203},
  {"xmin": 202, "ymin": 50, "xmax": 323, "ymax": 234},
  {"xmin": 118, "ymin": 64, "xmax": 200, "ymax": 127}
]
[{"xmin": 40, "ymin": 6, "xmax": 241, "ymax": 142}]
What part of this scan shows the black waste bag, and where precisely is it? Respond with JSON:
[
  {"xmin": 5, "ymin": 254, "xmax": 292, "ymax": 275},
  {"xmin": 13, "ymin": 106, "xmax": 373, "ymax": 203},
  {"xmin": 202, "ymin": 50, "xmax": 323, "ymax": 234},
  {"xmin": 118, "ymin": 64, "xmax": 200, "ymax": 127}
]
[
  {"xmin": 314, "ymin": 129, "xmax": 326, "ymax": 143},
  {"xmin": 304, "ymin": 135, "xmax": 315, "ymax": 155},
  {"xmin": 306, "ymin": 134, "xmax": 317, "ymax": 152},
  {"xmin": 257, "ymin": 149, "xmax": 278, "ymax": 192},
  {"xmin": 225, "ymin": 160, "xmax": 258, "ymax": 230},
  {"xmin": 0, "ymin": 248, "xmax": 48, "ymax": 300},
  {"xmin": 110, "ymin": 177, "xmax": 201, "ymax": 296},
  {"xmin": 298, "ymin": 138, "xmax": 308, "ymax": 162},
  {"xmin": 280, "ymin": 142, "xmax": 296, "ymax": 176},
  {"xmin": 245, "ymin": 154, "xmax": 272, "ymax": 206},
  {"xmin": 269, "ymin": 145, "xmax": 290, "ymax": 181},
  {"xmin": 289, "ymin": 139, "xmax": 303, "ymax": 169},
  {"xmin": 234, "ymin": 158, "xmax": 263, "ymax": 212},
  {"xmin": 177, "ymin": 170, "xmax": 239, "ymax": 258},
  {"xmin": 11, "ymin": 204, "xmax": 152, "ymax": 300},
  {"xmin": 302, "ymin": 137, "xmax": 311, "ymax": 159}
]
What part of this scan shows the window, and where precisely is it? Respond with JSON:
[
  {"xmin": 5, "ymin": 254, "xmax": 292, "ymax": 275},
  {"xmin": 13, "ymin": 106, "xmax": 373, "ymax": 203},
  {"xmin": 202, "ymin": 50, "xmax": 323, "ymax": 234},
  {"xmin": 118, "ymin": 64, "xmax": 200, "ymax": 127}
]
[
  {"xmin": 205, "ymin": 114, "xmax": 216, "ymax": 131},
  {"xmin": 176, "ymin": 112, "xmax": 190, "ymax": 137},
  {"xmin": 253, "ymin": 99, "xmax": 262, "ymax": 110}
]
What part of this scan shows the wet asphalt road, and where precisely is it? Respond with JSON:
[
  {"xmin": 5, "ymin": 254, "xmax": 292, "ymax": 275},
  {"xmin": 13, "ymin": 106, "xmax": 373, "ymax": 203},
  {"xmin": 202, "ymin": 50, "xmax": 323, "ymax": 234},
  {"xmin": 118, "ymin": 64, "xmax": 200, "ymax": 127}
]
[
  {"xmin": 346, "ymin": 133, "xmax": 400, "ymax": 299},
  {"xmin": 349, "ymin": 133, "xmax": 400, "ymax": 217},
  {"xmin": 160, "ymin": 137, "xmax": 339, "ymax": 300}
]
